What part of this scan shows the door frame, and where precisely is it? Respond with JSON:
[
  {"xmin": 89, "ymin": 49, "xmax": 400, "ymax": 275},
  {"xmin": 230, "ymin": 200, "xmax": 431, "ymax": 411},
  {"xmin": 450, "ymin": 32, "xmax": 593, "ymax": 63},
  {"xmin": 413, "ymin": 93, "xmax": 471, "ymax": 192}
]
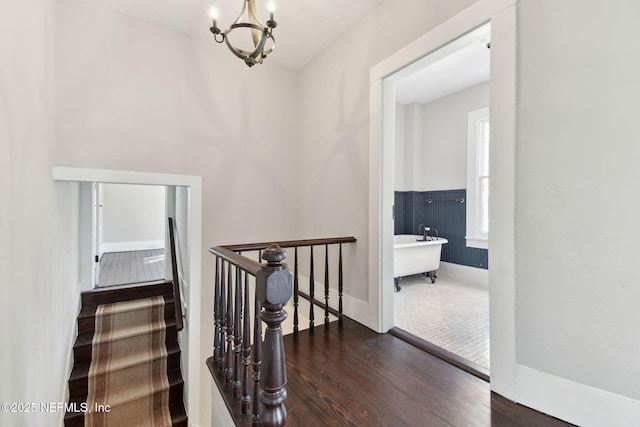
[
  {"xmin": 54, "ymin": 166, "xmax": 204, "ymax": 427},
  {"xmin": 92, "ymin": 182, "xmax": 103, "ymax": 285}
]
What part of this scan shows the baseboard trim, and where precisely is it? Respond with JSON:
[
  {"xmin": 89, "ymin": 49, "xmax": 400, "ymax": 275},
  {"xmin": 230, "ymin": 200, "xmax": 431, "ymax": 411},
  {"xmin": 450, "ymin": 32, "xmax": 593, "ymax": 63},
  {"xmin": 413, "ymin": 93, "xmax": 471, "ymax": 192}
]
[
  {"xmin": 101, "ymin": 240, "xmax": 165, "ymax": 254},
  {"xmin": 209, "ymin": 362, "xmax": 238, "ymax": 427},
  {"xmin": 515, "ymin": 364, "xmax": 640, "ymax": 427},
  {"xmin": 439, "ymin": 261, "xmax": 488, "ymax": 287},
  {"xmin": 296, "ymin": 275, "xmax": 369, "ymax": 328}
]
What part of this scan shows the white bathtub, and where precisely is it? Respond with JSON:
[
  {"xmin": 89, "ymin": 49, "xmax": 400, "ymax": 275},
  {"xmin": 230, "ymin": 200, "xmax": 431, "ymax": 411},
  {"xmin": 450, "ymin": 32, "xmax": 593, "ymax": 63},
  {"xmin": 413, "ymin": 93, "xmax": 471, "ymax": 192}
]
[{"xmin": 394, "ymin": 234, "xmax": 448, "ymax": 291}]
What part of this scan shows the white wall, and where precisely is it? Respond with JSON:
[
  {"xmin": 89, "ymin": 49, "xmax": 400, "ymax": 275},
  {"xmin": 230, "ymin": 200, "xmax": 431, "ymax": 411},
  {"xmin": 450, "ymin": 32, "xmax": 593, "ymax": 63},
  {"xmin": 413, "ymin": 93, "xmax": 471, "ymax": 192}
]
[
  {"xmin": 395, "ymin": 82, "xmax": 490, "ymax": 191},
  {"xmin": 53, "ymin": 0, "xmax": 300, "ymax": 424},
  {"xmin": 0, "ymin": 2, "xmax": 81, "ymax": 426},
  {"xmin": 101, "ymin": 183, "xmax": 165, "ymax": 253},
  {"xmin": 516, "ymin": 0, "xmax": 640, "ymax": 406}
]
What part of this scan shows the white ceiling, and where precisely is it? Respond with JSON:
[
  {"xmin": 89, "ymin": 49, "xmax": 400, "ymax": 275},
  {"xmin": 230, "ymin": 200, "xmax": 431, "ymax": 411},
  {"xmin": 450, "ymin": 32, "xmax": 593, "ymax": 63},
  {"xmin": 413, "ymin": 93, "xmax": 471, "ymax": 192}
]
[
  {"xmin": 79, "ymin": 0, "xmax": 385, "ymax": 71},
  {"xmin": 78, "ymin": 0, "xmax": 488, "ymax": 102},
  {"xmin": 395, "ymin": 25, "xmax": 491, "ymax": 105}
]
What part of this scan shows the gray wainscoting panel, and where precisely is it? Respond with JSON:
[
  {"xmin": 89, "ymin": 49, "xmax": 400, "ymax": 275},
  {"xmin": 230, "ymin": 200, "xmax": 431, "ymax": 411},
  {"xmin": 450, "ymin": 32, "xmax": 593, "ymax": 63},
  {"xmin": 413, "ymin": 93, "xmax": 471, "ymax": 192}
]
[{"xmin": 394, "ymin": 190, "xmax": 488, "ymax": 269}]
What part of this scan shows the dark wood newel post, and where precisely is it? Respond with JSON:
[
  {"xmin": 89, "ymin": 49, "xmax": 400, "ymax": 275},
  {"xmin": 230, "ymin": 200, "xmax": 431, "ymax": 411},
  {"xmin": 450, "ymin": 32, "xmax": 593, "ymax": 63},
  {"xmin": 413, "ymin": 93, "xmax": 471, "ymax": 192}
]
[{"xmin": 256, "ymin": 244, "xmax": 292, "ymax": 427}]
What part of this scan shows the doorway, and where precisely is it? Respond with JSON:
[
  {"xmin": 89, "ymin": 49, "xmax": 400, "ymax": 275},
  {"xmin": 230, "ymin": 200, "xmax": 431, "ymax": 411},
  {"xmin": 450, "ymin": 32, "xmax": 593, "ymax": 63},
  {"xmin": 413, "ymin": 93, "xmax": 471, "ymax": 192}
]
[
  {"xmin": 93, "ymin": 183, "xmax": 167, "ymax": 287},
  {"xmin": 368, "ymin": 0, "xmax": 517, "ymax": 398},
  {"xmin": 391, "ymin": 24, "xmax": 491, "ymax": 376}
]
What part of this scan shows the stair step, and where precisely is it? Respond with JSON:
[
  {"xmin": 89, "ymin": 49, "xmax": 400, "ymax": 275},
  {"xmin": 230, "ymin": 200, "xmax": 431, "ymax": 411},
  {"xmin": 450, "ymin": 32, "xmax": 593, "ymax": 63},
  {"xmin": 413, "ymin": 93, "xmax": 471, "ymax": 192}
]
[
  {"xmin": 169, "ymin": 400, "xmax": 188, "ymax": 427},
  {"xmin": 81, "ymin": 282, "xmax": 173, "ymax": 308},
  {"xmin": 73, "ymin": 296, "xmax": 178, "ymax": 367},
  {"xmin": 64, "ymin": 377, "xmax": 185, "ymax": 426},
  {"xmin": 77, "ymin": 297, "xmax": 176, "ymax": 336},
  {"xmin": 73, "ymin": 322, "xmax": 177, "ymax": 364},
  {"xmin": 67, "ymin": 286, "xmax": 187, "ymax": 426},
  {"xmin": 68, "ymin": 341, "xmax": 181, "ymax": 402}
]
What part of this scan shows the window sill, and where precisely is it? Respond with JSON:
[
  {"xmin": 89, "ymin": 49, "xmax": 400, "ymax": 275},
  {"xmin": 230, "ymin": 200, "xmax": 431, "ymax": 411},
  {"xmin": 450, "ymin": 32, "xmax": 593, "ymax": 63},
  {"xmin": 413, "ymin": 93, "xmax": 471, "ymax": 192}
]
[{"xmin": 466, "ymin": 237, "xmax": 488, "ymax": 250}]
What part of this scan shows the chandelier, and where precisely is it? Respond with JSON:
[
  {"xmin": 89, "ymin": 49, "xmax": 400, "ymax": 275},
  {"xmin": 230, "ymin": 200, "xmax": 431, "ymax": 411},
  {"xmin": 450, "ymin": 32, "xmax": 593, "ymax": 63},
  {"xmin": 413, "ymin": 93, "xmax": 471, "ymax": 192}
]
[{"xmin": 209, "ymin": 1, "xmax": 277, "ymax": 67}]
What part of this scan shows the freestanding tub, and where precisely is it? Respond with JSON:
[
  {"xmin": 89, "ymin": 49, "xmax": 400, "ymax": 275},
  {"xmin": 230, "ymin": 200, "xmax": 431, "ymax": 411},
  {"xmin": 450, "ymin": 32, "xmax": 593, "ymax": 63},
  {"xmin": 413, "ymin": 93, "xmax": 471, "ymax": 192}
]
[{"xmin": 394, "ymin": 234, "xmax": 448, "ymax": 291}]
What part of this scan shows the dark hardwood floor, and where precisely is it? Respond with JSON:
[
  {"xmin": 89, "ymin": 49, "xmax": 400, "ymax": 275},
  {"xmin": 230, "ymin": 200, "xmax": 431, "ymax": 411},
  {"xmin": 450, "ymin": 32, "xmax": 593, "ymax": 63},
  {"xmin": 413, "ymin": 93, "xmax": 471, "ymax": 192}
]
[
  {"xmin": 98, "ymin": 249, "xmax": 165, "ymax": 287},
  {"xmin": 279, "ymin": 318, "xmax": 573, "ymax": 427}
]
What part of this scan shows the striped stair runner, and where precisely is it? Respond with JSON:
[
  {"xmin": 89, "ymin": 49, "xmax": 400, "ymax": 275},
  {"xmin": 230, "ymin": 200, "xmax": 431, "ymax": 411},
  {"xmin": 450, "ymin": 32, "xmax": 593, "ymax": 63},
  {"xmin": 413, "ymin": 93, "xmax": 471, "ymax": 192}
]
[
  {"xmin": 85, "ymin": 296, "xmax": 172, "ymax": 426},
  {"xmin": 65, "ymin": 283, "xmax": 186, "ymax": 427}
]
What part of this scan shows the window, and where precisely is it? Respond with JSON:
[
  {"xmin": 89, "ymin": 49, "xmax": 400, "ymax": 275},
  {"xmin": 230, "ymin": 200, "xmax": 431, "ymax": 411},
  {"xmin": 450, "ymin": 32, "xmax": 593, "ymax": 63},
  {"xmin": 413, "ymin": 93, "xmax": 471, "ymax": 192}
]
[{"xmin": 466, "ymin": 107, "xmax": 490, "ymax": 249}]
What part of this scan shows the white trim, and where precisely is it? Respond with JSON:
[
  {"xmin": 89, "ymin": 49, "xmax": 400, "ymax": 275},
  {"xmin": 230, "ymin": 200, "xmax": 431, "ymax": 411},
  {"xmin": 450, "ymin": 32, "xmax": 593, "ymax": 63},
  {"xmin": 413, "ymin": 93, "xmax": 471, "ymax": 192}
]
[
  {"xmin": 59, "ymin": 297, "xmax": 83, "ymax": 426},
  {"xmin": 53, "ymin": 167, "xmax": 204, "ymax": 427},
  {"xmin": 100, "ymin": 240, "xmax": 165, "ymax": 254},
  {"xmin": 466, "ymin": 106, "xmax": 490, "ymax": 249},
  {"xmin": 515, "ymin": 364, "xmax": 640, "ymax": 427},
  {"xmin": 370, "ymin": 0, "xmax": 514, "ymax": 83},
  {"xmin": 466, "ymin": 237, "xmax": 488, "ymax": 250},
  {"xmin": 210, "ymin": 381, "xmax": 235, "ymax": 427},
  {"xmin": 486, "ymin": 4, "xmax": 517, "ymax": 399},
  {"xmin": 368, "ymin": 0, "xmax": 517, "ymax": 402},
  {"xmin": 78, "ymin": 183, "xmax": 95, "ymax": 292}
]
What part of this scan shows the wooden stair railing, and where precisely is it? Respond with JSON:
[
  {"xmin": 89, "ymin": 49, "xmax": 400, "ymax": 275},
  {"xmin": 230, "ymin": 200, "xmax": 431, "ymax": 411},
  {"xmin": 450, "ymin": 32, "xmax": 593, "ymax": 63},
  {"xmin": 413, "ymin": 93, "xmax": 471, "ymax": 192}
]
[
  {"xmin": 223, "ymin": 237, "xmax": 357, "ymax": 336},
  {"xmin": 207, "ymin": 237, "xmax": 356, "ymax": 426},
  {"xmin": 168, "ymin": 217, "xmax": 184, "ymax": 331},
  {"xmin": 208, "ymin": 244, "xmax": 291, "ymax": 427}
]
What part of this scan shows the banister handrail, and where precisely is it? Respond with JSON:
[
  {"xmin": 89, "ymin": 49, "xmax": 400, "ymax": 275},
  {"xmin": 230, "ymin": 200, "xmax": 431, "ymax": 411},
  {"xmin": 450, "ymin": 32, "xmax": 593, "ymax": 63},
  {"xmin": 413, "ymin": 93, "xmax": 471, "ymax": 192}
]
[
  {"xmin": 209, "ymin": 246, "xmax": 262, "ymax": 276},
  {"xmin": 210, "ymin": 244, "xmax": 292, "ymax": 426},
  {"xmin": 220, "ymin": 236, "xmax": 357, "ymax": 253},
  {"xmin": 208, "ymin": 236, "xmax": 357, "ymax": 426},
  {"xmin": 167, "ymin": 217, "xmax": 184, "ymax": 331}
]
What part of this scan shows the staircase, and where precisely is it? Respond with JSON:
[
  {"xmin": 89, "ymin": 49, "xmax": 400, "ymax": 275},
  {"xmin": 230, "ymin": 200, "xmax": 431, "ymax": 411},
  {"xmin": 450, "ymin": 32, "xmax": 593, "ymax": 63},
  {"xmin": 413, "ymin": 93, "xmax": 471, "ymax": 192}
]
[{"xmin": 65, "ymin": 282, "xmax": 187, "ymax": 426}]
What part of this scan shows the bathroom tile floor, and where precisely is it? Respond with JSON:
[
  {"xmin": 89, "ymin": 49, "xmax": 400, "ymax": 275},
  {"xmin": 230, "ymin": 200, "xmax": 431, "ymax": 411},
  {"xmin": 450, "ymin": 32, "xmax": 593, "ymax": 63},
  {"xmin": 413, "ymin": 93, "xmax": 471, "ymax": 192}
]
[{"xmin": 394, "ymin": 273, "xmax": 490, "ymax": 370}]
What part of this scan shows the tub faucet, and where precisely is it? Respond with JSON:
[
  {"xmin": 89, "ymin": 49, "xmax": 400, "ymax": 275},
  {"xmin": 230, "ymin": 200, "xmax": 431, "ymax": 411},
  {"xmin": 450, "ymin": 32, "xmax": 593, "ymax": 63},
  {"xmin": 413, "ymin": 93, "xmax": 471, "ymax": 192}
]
[{"xmin": 418, "ymin": 224, "xmax": 428, "ymax": 241}]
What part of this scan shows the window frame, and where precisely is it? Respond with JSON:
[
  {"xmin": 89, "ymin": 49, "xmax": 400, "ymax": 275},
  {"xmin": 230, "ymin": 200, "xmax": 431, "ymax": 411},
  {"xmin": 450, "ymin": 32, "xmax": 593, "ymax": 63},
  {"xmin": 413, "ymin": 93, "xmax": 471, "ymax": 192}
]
[{"xmin": 466, "ymin": 106, "xmax": 490, "ymax": 249}]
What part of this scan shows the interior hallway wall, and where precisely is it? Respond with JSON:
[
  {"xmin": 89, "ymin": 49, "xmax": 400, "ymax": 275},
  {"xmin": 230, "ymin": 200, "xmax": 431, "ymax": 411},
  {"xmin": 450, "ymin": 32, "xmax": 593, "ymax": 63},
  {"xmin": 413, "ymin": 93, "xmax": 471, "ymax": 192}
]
[
  {"xmin": 516, "ymin": 0, "xmax": 640, "ymax": 403},
  {"xmin": 53, "ymin": 0, "xmax": 300, "ymax": 424},
  {"xmin": 0, "ymin": 1, "xmax": 82, "ymax": 426}
]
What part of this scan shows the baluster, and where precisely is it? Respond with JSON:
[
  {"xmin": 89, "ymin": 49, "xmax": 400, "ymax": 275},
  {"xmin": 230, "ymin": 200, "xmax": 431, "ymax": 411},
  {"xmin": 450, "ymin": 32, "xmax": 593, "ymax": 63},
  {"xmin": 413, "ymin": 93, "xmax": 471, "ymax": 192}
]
[
  {"xmin": 324, "ymin": 244, "xmax": 330, "ymax": 329},
  {"xmin": 214, "ymin": 257, "xmax": 221, "ymax": 363},
  {"xmin": 252, "ymin": 289, "xmax": 262, "ymax": 425},
  {"xmin": 219, "ymin": 261, "xmax": 227, "ymax": 374},
  {"xmin": 242, "ymin": 271, "xmax": 251, "ymax": 415},
  {"xmin": 257, "ymin": 245, "xmax": 292, "ymax": 427},
  {"xmin": 339, "ymin": 243, "xmax": 344, "ymax": 327},
  {"xmin": 309, "ymin": 245, "xmax": 315, "ymax": 334},
  {"xmin": 233, "ymin": 267, "xmax": 242, "ymax": 398},
  {"xmin": 225, "ymin": 262, "xmax": 234, "ymax": 383},
  {"xmin": 293, "ymin": 247, "xmax": 299, "ymax": 338}
]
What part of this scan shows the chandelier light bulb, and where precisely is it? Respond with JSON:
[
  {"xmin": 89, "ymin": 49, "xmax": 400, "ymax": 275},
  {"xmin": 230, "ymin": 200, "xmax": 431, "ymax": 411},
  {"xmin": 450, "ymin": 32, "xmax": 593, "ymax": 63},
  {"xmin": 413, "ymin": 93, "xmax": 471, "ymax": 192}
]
[
  {"xmin": 268, "ymin": 2, "xmax": 275, "ymax": 21},
  {"xmin": 209, "ymin": 6, "xmax": 218, "ymax": 28}
]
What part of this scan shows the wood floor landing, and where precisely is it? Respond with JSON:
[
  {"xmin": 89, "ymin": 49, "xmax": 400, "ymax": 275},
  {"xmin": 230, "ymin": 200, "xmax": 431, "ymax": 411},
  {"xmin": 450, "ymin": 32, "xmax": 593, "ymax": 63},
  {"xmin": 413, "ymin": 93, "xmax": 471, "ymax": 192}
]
[
  {"xmin": 98, "ymin": 249, "xmax": 165, "ymax": 287},
  {"xmin": 280, "ymin": 318, "xmax": 573, "ymax": 427}
]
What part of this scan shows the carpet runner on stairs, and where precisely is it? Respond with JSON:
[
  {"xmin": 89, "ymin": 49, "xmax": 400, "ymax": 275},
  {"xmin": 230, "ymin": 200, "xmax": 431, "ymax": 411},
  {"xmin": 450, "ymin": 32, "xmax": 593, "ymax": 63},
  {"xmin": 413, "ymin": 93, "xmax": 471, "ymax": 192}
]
[{"xmin": 85, "ymin": 296, "xmax": 172, "ymax": 426}]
